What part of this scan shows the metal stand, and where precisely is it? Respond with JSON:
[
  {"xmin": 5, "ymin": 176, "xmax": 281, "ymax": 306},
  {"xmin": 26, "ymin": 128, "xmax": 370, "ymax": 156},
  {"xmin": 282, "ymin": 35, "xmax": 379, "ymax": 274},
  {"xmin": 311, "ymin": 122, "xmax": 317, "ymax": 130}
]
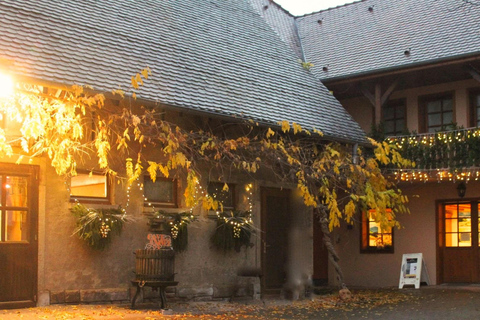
[{"xmin": 131, "ymin": 280, "xmax": 178, "ymax": 309}]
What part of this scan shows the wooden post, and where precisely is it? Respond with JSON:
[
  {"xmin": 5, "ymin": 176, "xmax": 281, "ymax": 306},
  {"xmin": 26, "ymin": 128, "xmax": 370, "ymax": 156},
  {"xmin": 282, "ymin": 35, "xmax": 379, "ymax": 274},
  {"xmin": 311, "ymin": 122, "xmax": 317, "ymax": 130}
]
[{"xmin": 375, "ymin": 83, "xmax": 382, "ymax": 125}]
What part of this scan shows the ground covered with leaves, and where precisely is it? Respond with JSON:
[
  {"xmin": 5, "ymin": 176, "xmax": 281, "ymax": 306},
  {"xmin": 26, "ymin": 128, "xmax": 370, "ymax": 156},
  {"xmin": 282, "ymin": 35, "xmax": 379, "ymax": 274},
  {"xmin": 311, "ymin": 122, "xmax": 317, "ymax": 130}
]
[{"xmin": 0, "ymin": 289, "xmax": 416, "ymax": 320}]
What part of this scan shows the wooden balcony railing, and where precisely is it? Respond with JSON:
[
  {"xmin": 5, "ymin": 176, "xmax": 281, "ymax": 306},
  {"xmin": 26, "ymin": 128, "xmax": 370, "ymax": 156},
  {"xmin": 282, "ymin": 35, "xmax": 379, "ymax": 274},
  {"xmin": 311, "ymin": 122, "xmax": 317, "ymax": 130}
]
[{"xmin": 385, "ymin": 127, "xmax": 480, "ymax": 182}]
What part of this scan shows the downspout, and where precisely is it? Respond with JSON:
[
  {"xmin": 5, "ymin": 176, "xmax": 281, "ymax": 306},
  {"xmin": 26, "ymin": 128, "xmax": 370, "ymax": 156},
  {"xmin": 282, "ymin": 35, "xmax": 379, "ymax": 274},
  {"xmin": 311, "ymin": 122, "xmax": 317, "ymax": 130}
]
[{"xmin": 352, "ymin": 143, "xmax": 359, "ymax": 164}]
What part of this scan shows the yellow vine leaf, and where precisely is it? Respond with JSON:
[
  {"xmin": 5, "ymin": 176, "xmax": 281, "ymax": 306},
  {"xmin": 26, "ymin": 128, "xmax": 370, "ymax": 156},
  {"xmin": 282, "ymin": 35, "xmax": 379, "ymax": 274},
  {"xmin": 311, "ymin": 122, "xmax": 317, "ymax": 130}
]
[
  {"xmin": 279, "ymin": 120, "xmax": 290, "ymax": 133},
  {"xmin": 158, "ymin": 164, "xmax": 169, "ymax": 178},
  {"xmin": 131, "ymin": 76, "xmax": 138, "ymax": 89},
  {"xmin": 126, "ymin": 158, "xmax": 133, "ymax": 178},
  {"xmin": 266, "ymin": 128, "xmax": 275, "ymax": 138},
  {"xmin": 147, "ymin": 162, "xmax": 158, "ymax": 182},
  {"xmin": 292, "ymin": 123, "xmax": 302, "ymax": 134}
]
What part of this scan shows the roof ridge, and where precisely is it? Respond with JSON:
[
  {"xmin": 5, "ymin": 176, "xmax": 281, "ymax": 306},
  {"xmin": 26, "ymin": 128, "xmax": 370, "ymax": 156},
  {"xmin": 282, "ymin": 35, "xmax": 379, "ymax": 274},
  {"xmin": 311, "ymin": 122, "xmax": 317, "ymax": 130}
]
[
  {"xmin": 294, "ymin": 0, "xmax": 366, "ymax": 18},
  {"xmin": 266, "ymin": 0, "xmax": 295, "ymax": 17}
]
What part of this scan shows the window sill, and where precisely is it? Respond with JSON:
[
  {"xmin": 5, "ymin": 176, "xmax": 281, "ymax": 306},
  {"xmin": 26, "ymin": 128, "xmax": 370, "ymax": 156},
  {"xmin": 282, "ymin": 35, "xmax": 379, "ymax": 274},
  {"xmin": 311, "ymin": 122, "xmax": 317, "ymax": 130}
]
[{"xmin": 361, "ymin": 247, "xmax": 394, "ymax": 254}]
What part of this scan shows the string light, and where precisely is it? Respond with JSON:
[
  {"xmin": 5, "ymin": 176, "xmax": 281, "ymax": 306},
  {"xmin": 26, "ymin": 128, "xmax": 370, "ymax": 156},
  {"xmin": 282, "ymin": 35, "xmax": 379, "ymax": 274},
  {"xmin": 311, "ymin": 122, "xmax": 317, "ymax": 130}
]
[
  {"xmin": 392, "ymin": 168, "xmax": 480, "ymax": 183},
  {"xmin": 387, "ymin": 127, "xmax": 480, "ymax": 183}
]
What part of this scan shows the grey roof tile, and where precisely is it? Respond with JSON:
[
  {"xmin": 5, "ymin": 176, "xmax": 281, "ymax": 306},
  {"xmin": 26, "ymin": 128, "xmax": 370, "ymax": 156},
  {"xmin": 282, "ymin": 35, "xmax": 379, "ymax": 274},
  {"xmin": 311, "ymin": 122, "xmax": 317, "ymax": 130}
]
[
  {"xmin": 296, "ymin": 0, "xmax": 480, "ymax": 81},
  {"xmin": 0, "ymin": 0, "xmax": 366, "ymax": 144}
]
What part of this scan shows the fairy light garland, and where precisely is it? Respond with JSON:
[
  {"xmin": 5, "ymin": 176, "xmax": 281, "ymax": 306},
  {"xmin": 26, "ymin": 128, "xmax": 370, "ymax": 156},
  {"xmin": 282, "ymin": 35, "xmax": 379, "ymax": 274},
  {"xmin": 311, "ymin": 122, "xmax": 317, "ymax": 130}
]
[
  {"xmin": 215, "ymin": 183, "xmax": 254, "ymax": 238},
  {"xmin": 386, "ymin": 127, "xmax": 480, "ymax": 183},
  {"xmin": 393, "ymin": 168, "xmax": 480, "ymax": 183}
]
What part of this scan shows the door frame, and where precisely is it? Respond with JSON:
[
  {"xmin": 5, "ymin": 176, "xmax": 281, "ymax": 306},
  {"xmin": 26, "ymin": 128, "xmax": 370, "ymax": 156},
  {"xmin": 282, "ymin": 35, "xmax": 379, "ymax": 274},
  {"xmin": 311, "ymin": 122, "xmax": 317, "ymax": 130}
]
[
  {"xmin": 0, "ymin": 163, "xmax": 39, "ymax": 309},
  {"xmin": 436, "ymin": 197, "xmax": 480, "ymax": 284}
]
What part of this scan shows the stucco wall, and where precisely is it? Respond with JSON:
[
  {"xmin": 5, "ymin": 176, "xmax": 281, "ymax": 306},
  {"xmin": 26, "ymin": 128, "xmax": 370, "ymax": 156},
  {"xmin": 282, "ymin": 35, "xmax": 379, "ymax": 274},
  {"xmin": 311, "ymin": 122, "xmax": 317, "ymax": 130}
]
[
  {"xmin": 341, "ymin": 79, "xmax": 480, "ymax": 135},
  {"xmin": 333, "ymin": 181, "xmax": 480, "ymax": 288},
  {"xmin": 39, "ymin": 162, "xmax": 313, "ymax": 303}
]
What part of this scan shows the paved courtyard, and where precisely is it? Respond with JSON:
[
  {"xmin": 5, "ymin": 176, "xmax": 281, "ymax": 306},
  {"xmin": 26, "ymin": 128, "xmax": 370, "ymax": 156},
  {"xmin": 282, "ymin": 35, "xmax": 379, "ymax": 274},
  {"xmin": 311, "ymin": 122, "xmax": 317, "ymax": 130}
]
[{"xmin": 1, "ymin": 286, "xmax": 480, "ymax": 319}]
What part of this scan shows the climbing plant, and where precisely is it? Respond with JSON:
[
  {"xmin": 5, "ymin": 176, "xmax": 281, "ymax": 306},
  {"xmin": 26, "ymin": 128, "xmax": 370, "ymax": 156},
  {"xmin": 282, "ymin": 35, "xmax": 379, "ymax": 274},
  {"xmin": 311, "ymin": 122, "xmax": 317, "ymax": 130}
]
[{"xmin": 0, "ymin": 69, "xmax": 412, "ymax": 289}]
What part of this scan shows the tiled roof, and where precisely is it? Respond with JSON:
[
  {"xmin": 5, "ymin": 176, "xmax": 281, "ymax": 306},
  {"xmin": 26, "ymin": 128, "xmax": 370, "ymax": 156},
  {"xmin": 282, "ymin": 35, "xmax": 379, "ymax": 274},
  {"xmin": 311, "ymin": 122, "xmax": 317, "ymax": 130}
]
[
  {"xmin": 0, "ymin": 0, "xmax": 366, "ymax": 144},
  {"xmin": 249, "ymin": 0, "xmax": 303, "ymax": 58},
  {"xmin": 296, "ymin": 0, "xmax": 480, "ymax": 81}
]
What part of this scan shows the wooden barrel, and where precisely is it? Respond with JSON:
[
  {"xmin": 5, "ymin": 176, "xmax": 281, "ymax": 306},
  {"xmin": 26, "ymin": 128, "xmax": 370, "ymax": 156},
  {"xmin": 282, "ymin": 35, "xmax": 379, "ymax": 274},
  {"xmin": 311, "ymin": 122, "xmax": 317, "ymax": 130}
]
[{"xmin": 135, "ymin": 249, "xmax": 175, "ymax": 281}]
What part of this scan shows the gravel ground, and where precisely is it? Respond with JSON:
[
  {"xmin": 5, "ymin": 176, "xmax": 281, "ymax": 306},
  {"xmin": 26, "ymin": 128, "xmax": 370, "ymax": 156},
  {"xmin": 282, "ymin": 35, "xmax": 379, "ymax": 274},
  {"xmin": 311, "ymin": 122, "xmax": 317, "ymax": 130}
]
[{"xmin": 1, "ymin": 286, "xmax": 480, "ymax": 319}]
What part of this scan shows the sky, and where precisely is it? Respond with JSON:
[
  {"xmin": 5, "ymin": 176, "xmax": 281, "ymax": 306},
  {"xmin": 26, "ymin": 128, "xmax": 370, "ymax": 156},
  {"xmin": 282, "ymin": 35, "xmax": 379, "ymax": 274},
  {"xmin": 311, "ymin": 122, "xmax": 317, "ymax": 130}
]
[{"xmin": 274, "ymin": 0, "xmax": 356, "ymax": 15}]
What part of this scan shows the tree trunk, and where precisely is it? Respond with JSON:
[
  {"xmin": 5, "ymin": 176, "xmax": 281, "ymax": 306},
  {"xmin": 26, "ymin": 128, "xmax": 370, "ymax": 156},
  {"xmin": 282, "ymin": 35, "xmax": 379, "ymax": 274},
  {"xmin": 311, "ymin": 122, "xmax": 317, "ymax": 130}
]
[{"xmin": 315, "ymin": 206, "xmax": 347, "ymax": 290}]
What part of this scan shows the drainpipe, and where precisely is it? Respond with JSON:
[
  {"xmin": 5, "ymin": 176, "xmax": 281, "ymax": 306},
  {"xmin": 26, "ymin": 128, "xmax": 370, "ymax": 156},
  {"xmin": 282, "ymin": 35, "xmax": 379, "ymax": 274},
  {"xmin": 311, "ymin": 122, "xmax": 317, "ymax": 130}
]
[{"xmin": 352, "ymin": 143, "xmax": 359, "ymax": 164}]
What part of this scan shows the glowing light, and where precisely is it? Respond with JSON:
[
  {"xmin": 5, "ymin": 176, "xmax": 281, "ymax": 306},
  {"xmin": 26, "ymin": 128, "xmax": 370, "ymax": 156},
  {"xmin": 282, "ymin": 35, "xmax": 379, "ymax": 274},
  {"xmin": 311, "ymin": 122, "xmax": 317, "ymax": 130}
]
[{"xmin": 0, "ymin": 73, "xmax": 13, "ymax": 98}]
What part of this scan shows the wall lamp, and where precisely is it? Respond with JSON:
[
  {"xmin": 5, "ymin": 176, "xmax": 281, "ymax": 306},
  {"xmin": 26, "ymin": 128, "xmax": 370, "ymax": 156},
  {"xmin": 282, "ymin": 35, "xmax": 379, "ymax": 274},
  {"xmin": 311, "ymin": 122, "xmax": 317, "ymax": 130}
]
[{"xmin": 457, "ymin": 182, "xmax": 467, "ymax": 198}]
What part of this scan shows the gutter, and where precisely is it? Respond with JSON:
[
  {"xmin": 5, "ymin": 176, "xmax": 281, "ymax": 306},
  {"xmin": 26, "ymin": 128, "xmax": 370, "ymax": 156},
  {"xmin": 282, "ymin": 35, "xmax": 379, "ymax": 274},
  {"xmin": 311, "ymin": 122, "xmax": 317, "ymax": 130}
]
[{"xmin": 321, "ymin": 51, "xmax": 480, "ymax": 85}]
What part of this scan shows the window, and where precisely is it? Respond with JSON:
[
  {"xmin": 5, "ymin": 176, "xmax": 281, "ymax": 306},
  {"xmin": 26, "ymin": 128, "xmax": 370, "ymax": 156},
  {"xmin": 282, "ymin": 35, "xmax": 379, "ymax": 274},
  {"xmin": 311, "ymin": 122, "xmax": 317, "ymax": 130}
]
[
  {"xmin": 469, "ymin": 90, "xmax": 480, "ymax": 127},
  {"xmin": 1, "ymin": 175, "xmax": 30, "ymax": 242},
  {"xmin": 207, "ymin": 182, "xmax": 235, "ymax": 210},
  {"xmin": 361, "ymin": 209, "xmax": 393, "ymax": 253},
  {"xmin": 70, "ymin": 172, "xmax": 110, "ymax": 203},
  {"xmin": 144, "ymin": 176, "xmax": 177, "ymax": 207},
  {"xmin": 382, "ymin": 99, "xmax": 406, "ymax": 136},
  {"xmin": 444, "ymin": 203, "xmax": 472, "ymax": 247},
  {"xmin": 420, "ymin": 94, "xmax": 454, "ymax": 133}
]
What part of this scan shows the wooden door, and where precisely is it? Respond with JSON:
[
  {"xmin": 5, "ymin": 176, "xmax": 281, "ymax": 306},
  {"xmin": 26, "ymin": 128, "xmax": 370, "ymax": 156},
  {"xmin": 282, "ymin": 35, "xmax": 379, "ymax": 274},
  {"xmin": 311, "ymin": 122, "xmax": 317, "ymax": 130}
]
[
  {"xmin": 313, "ymin": 217, "xmax": 328, "ymax": 285},
  {"xmin": 439, "ymin": 201, "xmax": 479, "ymax": 283},
  {"xmin": 261, "ymin": 187, "xmax": 290, "ymax": 293},
  {"xmin": 0, "ymin": 164, "xmax": 38, "ymax": 309}
]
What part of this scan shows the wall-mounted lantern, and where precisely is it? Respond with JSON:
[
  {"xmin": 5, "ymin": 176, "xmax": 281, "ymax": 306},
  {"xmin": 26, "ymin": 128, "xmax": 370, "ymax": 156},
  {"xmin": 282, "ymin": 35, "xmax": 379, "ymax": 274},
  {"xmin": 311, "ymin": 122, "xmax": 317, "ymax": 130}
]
[{"xmin": 457, "ymin": 182, "xmax": 467, "ymax": 198}]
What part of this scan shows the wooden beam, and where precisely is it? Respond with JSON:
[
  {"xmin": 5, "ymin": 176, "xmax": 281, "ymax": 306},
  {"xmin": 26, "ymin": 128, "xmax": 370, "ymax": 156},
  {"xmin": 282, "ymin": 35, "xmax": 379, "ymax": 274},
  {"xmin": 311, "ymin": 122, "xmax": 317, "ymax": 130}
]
[
  {"xmin": 380, "ymin": 79, "xmax": 399, "ymax": 106},
  {"xmin": 360, "ymin": 85, "xmax": 375, "ymax": 107},
  {"xmin": 466, "ymin": 66, "xmax": 480, "ymax": 83},
  {"xmin": 375, "ymin": 83, "xmax": 381, "ymax": 124}
]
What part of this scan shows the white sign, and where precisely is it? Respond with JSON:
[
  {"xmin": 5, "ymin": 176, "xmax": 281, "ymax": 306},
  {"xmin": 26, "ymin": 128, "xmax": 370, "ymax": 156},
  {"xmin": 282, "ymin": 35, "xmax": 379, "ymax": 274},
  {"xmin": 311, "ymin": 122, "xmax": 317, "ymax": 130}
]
[{"xmin": 399, "ymin": 253, "xmax": 430, "ymax": 289}]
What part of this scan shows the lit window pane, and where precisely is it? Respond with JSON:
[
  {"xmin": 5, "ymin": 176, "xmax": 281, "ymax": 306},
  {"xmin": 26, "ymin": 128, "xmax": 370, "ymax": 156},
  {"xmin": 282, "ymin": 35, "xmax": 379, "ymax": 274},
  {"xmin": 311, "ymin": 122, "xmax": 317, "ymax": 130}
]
[
  {"xmin": 445, "ymin": 204, "xmax": 458, "ymax": 218},
  {"xmin": 5, "ymin": 176, "xmax": 28, "ymax": 207},
  {"xmin": 71, "ymin": 173, "xmax": 107, "ymax": 198},
  {"xmin": 5, "ymin": 210, "xmax": 28, "ymax": 242},
  {"xmin": 459, "ymin": 233, "xmax": 471, "ymax": 246},
  {"xmin": 459, "ymin": 218, "xmax": 471, "ymax": 233},
  {"xmin": 445, "ymin": 219, "xmax": 458, "ymax": 233},
  {"xmin": 446, "ymin": 233, "xmax": 458, "ymax": 247}
]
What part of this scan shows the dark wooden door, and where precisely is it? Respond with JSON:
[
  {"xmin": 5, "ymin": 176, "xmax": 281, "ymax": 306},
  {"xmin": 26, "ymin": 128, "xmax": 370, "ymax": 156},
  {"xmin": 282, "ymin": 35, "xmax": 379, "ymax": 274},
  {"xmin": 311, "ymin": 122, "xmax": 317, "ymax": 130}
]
[
  {"xmin": 0, "ymin": 164, "xmax": 38, "ymax": 309},
  {"xmin": 313, "ymin": 217, "xmax": 328, "ymax": 285},
  {"xmin": 439, "ymin": 201, "xmax": 479, "ymax": 283},
  {"xmin": 261, "ymin": 187, "xmax": 290, "ymax": 293}
]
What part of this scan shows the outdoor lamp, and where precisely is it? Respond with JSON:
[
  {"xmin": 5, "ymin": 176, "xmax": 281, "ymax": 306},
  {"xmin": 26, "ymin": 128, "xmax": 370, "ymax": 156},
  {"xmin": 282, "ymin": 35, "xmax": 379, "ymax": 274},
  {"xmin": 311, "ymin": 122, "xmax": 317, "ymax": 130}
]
[{"xmin": 457, "ymin": 182, "xmax": 466, "ymax": 198}]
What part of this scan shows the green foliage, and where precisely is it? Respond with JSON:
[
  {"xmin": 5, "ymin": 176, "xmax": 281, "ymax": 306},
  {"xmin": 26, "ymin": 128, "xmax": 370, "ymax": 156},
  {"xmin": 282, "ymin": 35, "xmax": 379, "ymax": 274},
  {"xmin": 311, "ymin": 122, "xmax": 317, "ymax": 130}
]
[
  {"xmin": 386, "ymin": 128, "xmax": 480, "ymax": 170},
  {"xmin": 210, "ymin": 210, "xmax": 253, "ymax": 253},
  {"xmin": 70, "ymin": 203, "xmax": 129, "ymax": 250},
  {"xmin": 148, "ymin": 211, "xmax": 196, "ymax": 252}
]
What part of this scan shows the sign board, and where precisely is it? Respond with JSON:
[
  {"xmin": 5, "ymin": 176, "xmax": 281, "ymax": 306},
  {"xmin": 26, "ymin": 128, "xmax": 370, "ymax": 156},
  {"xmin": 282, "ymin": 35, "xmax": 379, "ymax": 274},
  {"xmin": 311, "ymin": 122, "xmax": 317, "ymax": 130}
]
[
  {"xmin": 399, "ymin": 253, "xmax": 430, "ymax": 289},
  {"xmin": 145, "ymin": 233, "xmax": 172, "ymax": 250}
]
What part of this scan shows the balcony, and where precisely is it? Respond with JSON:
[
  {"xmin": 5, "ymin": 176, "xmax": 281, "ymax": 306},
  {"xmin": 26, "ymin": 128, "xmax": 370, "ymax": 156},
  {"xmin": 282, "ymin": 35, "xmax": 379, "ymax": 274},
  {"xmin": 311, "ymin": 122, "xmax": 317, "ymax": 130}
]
[{"xmin": 385, "ymin": 127, "xmax": 480, "ymax": 182}]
